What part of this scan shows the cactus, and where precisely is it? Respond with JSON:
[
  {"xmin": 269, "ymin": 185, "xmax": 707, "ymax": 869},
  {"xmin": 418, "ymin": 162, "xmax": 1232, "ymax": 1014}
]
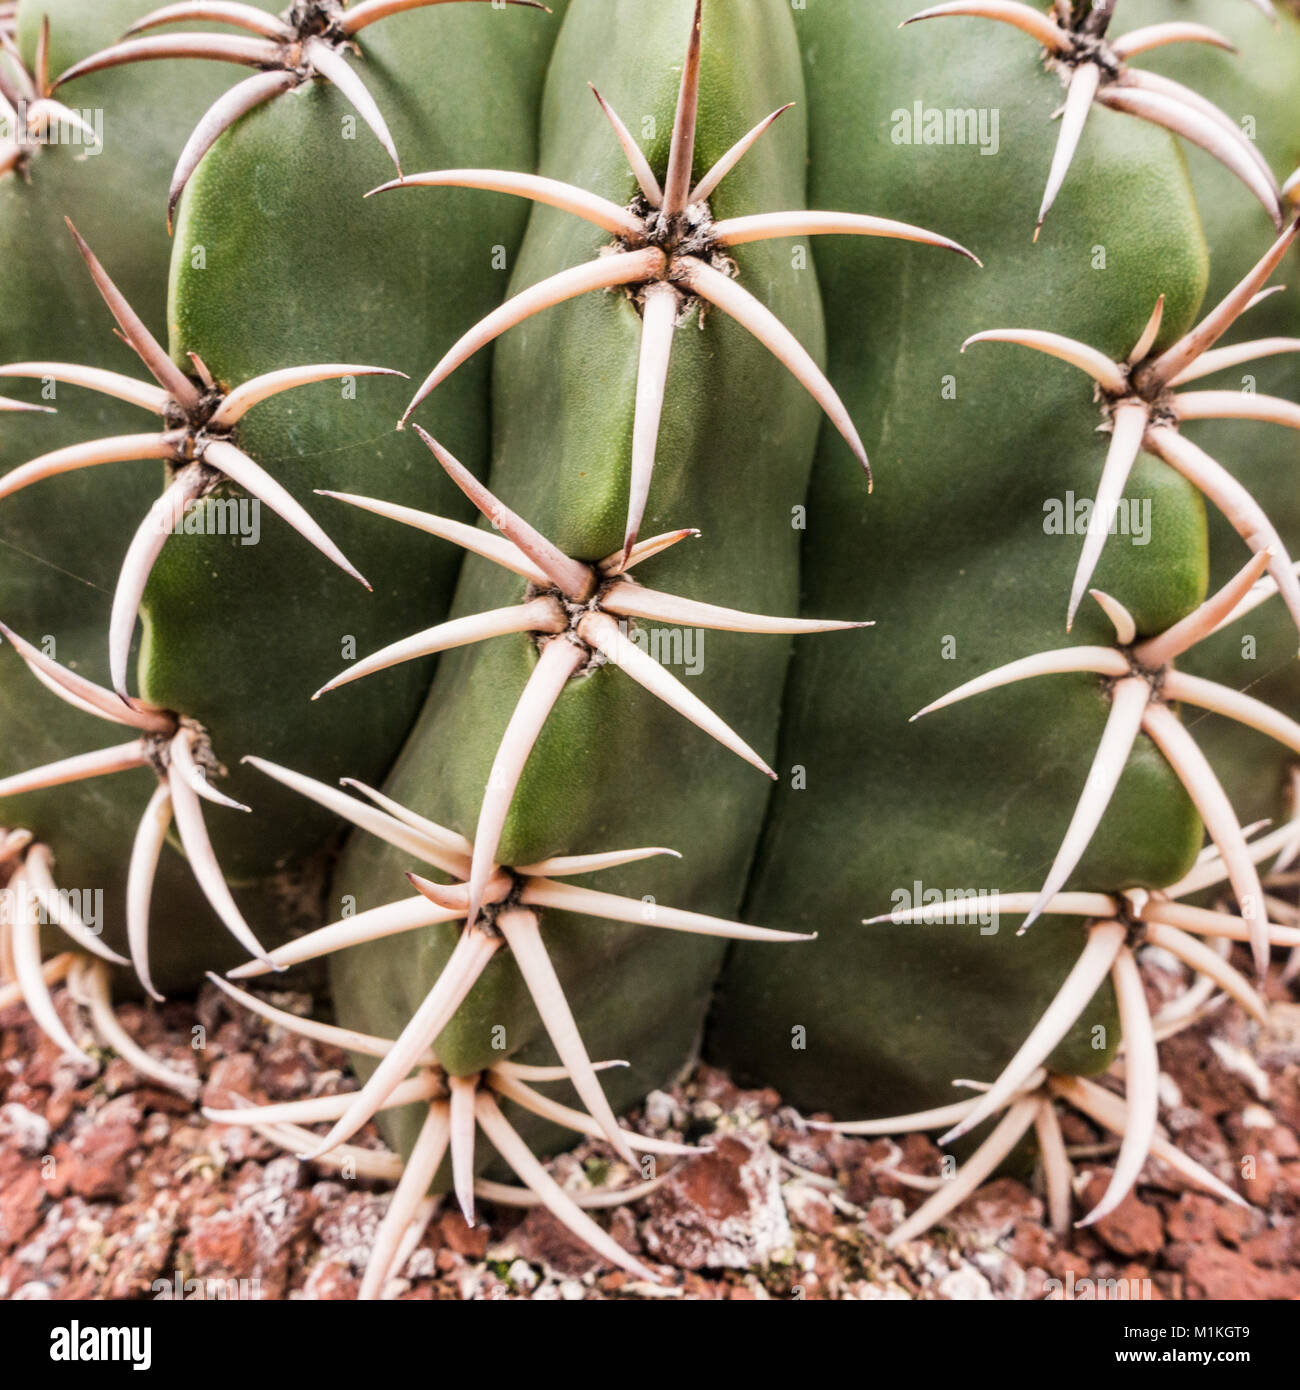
[
  {"xmin": 308, "ymin": 0, "xmax": 933, "ymax": 1239},
  {"xmin": 0, "ymin": 0, "xmax": 562, "ymax": 999},
  {"xmin": 1, "ymin": 0, "xmax": 1299, "ymax": 1297},
  {"xmin": 1134, "ymin": 0, "xmax": 1300, "ymax": 853},
  {"xmin": 0, "ymin": 1, "xmax": 282, "ymax": 1020},
  {"xmin": 715, "ymin": 0, "xmax": 1299, "ymax": 1239},
  {"xmin": 902, "ymin": 0, "xmax": 1286, "ymax": 236},
  {"xmin": 49, "ymin": 0, "xmax": 551, "ymax": 220}
]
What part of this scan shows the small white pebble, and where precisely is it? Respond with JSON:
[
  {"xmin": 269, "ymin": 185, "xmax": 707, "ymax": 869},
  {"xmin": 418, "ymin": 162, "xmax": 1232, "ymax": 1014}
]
[
  {"xmin": 263, "ymin": 1156, "xmax": 302, "ymax": 1192},
  {"xmin": 12, "ymin": 1282, "xmax": 52, "ymax": 1300},
  {"xmin": 857, "ymin": 1283, "xmax": 912, "ymax": 1300},
  {"xmin": 866, "ymin": 1195, "xmax": 905, "ymax": 1228},
  {"xmin": 936, "ymin": 1265, "xmax": 994, "ymax": 1300},
  {"xmin": 643, "ymin": 1090, "xmax": 676, "ymax": 1130},
  {"xmin": 0, "ymin": 1102, "xmax": 49, "ymax": 1155},
  {"xmin": 144, "ymin": 1113, "xmax": 171, "ymax": 1145}
]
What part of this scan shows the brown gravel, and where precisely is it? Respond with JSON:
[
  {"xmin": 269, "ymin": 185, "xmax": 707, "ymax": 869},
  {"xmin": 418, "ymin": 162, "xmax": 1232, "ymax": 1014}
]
[{"xmin": 1, "ymin": 955, "xmax": 1297, "ymax": 1301}]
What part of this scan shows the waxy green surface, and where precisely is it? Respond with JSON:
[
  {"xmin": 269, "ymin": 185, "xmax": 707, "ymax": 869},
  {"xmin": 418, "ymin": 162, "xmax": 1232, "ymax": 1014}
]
[
  {"xmin": 0, "ymin": 1, "xmax": 280, "ymax": 985},
  {"xmin": 330, "ymin": 0, "xmax": 834, "ymax": 1160},
  {"xmin": 1136, "ymin": 0, "xmax": 1300, "ymax": 828},
  {"xmin": 150, "ymin": 0, "xmax": 566, "ymax": 880},
  {"xmin": 713, "ymin": 0, "xmax": 1211, "ymax": 1117}
]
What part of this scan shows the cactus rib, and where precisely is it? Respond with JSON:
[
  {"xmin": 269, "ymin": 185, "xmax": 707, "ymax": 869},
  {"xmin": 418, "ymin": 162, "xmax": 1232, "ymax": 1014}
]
[
  {"xmin": 51, "ymin": 0, "xmax": 548, "ymax": 219},
  {"xmin": 381, "ymin": 0, "xmax": 976, "ymax": 557},
  {"xmin": 319, "ymin": 427, "xmax": 866, "ymax": 924},
  {"xmin": 903, "ymin": 0, "xmax": 1282, "ymax": 233},
  {"xmin": 229, "ymin": 758, "xmax": 808, "ymax": 1164},
  {"xmin": 914, "ymin": 556, "xmax": 1297, "ymax": 971},
  {"xmin": 0, "ymin": 223, "xmax": 399, "ymax": 694},
  {"xmin": 964, "ymin": 219, "xmax": 1300, "ymax": 628}
]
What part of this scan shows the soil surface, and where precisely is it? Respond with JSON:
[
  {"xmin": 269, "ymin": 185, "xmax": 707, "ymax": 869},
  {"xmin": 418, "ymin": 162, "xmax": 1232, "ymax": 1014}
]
[{"xmin": 1, "ymin": 949, "xmax": 1298, "ymax": 1301}]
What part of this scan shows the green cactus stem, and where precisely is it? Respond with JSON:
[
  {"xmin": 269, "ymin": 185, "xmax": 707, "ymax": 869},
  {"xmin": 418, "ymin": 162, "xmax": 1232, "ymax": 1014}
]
[
  {"xmin": 52, "ymin": 0, "xmax": 551, "ymax": 228},
  {"xmin": 383, "ymin": 0, "xmax": 976, "ymax": 559},
  {"xmin": 903, "ymin": 0, "xmax": 1283, "ymax": 234}
]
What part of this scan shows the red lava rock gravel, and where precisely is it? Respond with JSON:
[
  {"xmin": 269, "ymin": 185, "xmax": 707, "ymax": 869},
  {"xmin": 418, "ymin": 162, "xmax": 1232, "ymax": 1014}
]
[{"xmin": 1, "ymin": 962, "xmax": 1297, "ymax": 1300}]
